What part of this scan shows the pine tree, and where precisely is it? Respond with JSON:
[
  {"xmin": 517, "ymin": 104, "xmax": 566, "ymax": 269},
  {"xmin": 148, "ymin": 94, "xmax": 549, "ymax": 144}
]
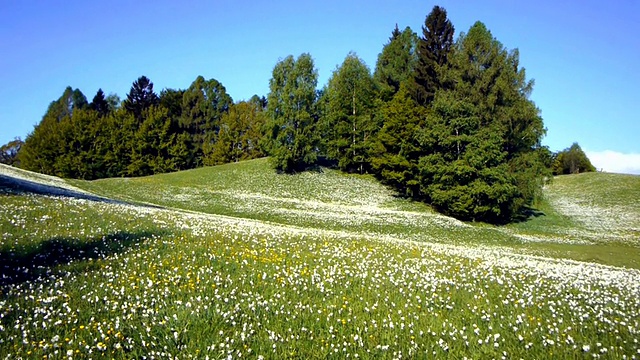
[
  {"xmin": 414, "ymin": 5, "xmax": 455, "ymax": 106},
  {"xmin": 374, "ymin": 26, "xmax": 418, "ymax": 101},
  {"xmin": 370, "ymin": 84, "xmax": 426, "ymax": 196},
  {"xmin": 123, "ymin": 76, "xmax": 159, "ymax": 120},
  {"xmin": 90, "ymin": 88, "xmax": 110, "ymax": 116}
]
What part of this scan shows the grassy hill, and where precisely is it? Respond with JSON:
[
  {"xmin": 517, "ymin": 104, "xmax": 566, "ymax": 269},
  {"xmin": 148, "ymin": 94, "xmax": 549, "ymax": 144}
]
[
  {"xmin": 1, "ymin": 160, "xmax": 640, "ymax": 358},
  {"xmin": 69, "ymin": 158, "xmax": 640, "ymax": 268}
]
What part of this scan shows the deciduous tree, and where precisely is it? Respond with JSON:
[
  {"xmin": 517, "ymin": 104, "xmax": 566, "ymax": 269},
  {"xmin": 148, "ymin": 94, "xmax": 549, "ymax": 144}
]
[
  {"xmin": 265, "ymin": 54, "xmax": 319, "ymax": 172},
  {"xmin": 19, "ymin": 87, "xmax": 88, "ymax": 175},
  {"xmin": 181, "ymin": 76, "xmax": 233, "ymax": 166},
  {"xmin": 552, "ymin": 142, "xmax": 596, "ymax": 175},
  {"xmin": 206, "ymin": 101, "xmax": 266, "ymax": 165},
  {"xmin": 325, "ymin": 52, "xmax": 377, "ymax": 173}
]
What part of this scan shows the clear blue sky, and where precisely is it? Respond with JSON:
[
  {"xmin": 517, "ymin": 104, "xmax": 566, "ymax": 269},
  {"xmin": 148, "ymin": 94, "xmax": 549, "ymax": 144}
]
[{"xmin": 1, "ymin": 0, "xmax": 639, "ymax": 173}]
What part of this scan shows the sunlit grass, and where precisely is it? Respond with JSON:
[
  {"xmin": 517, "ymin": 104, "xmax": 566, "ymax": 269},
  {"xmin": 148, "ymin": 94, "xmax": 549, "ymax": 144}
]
[
  {"xmin": 70, "ymin": 158, "xmax": 640, "ymax": 268},
  {"xmin": 2, "ymin": 161, "xmax": 640, "ymax": 358}
]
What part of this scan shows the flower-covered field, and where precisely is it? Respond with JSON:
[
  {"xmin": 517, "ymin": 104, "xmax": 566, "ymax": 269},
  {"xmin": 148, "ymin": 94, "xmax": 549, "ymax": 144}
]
[{"xmin": 1, "ymin": 161, "xmax": 640, "ymax": 358}]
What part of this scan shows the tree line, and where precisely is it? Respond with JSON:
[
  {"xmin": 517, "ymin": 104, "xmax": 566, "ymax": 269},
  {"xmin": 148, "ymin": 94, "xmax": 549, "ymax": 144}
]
[
  {"xmin": 2, "ymin": 5, "xmax": 596, "ymax": 223},
  {"xmin": 12, "ymin": 76, "xmax": 267, "ymax": 179}
]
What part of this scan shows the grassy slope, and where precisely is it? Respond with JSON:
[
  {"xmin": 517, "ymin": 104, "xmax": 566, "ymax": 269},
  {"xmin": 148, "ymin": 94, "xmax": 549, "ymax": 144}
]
[
  {"xmin": 71, "ymin": 158, "xmax": 640, "ymax": 269},
  {"xmin": 507, "ymin": 172, "xmax": 640, "ymax": 267},
  {"xmin": 3, "ymin": 161, "xmax": 640, "ymax": 358}
]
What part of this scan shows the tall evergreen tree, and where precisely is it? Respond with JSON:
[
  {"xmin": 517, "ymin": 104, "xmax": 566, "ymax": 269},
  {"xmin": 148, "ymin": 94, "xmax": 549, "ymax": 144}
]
[
  {"xmin": 418, "ymin": 22, "xmax": 545, "ymax": 223},
  {"xmin": 325, "ymin": 52, "xmax": 377, "ymax": 173},
  {"xmin": 414, "ymin": 5, "xmax": 455, "ymax": 106},
  {"xmin": 123, "ymin": 76, "xmax": 159, "ymax": 119},
  {"xmin": 370, "ymin": 84, "xmax": 427, "ymax": 196},
  {"xmin": 374, "ymin": 26, "xmax": 419, "ymax": 101},
  {"xmin": 265, "ymin": 53, "xmax": 319, "ymax": 172},
  {"xmin": 90, "ymin": 88, "xmax": 110, "ymax": 116}
]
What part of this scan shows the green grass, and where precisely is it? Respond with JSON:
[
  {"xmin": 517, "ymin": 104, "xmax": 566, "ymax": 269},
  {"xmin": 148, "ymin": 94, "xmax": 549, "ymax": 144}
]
[
  {"xmin": 2, "ymin": 161, "xmax": 640, "ymax": 358},
  {"xmin": 70, "ymin": 158, "xmax": 640, "ymax": 268}
]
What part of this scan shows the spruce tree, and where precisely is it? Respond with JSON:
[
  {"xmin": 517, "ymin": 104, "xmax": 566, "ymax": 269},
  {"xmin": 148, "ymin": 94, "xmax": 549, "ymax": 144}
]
[
  {"xmin": 124, "ymin": 76, "xmax": 159, "ymax": 120},
  {"xmin": 418, "ymin": 22, "xmax": 545, "ymax": 223},
  {"xmin": 370, "ymin": 84, "xmax": 426, "ymax": 196},
  {"xmin": 374, "ymin": 26, "xmax": 418, "ymax": 101},
  {"xmin": 90, "ymin": 88, "xmax": 110, "ymax": 116},
  {"xmin": 414, "ymin": 6, "xmax": 455, "ymax": 106}
]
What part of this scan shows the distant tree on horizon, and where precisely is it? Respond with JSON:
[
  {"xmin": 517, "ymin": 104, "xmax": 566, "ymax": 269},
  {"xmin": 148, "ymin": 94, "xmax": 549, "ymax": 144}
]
[
  {"xmin": 90, "ymin": 88, "xmax": 110, "ymax": 117},
  {"xmin": 0, "ymin": 138, "xmax": 24, "ymax": 167},
  {"xmin": 124, "ymin": 76, "xmax": 159, "ymax": 120},
  {"xmin": 552, "ymin": 142, "xmax": 596, "ymax": 175}
]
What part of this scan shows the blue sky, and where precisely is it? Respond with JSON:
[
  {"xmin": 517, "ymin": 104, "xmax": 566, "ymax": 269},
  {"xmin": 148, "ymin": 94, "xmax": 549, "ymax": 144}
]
[{"xmin": 1, "ymin": 0, "xmax": 639, "ymax": 173}]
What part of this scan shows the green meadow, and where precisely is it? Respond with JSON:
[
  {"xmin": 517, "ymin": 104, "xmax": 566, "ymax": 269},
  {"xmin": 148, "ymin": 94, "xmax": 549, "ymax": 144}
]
[{"xmin": 1, "ymin": 159, "xmax": 639, "ymax": 359}]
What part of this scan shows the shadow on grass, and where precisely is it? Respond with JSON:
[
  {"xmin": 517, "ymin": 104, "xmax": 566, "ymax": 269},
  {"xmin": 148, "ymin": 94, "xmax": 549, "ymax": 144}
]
[
  {"xmin": 511, "ymin": 206, "xmax": 546, "ymax": 223},
  {"xmin": 0, "ymin": 174, "xmax": 163, "ymax": 209},
  {"xmin": 0, "ymin": 230, "xmax": 167, "ymax": 288}
]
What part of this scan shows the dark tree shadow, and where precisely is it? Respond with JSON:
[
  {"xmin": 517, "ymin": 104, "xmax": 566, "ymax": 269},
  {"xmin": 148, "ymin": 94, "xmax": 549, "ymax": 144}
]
[
  {"xmin": 0, "ymin": 230, "xmax": 167, "ymax": 288},
  {"xmin": 510, "ymin": 206, "xmax": 546, "ymax": 223},
  {"xmin": 0, "ymin": 174, "xmax": 162, "ymax": 209},
  {"xmin": 316, "ymin": 156, "xmax": 338, "ymax": 169}
]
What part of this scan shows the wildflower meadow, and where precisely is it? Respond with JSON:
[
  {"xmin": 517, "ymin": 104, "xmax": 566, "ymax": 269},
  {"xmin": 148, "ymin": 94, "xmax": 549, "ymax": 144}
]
[{"xmin": 1, "ymin": 160, "xmax": 639, "ymax": 359}]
